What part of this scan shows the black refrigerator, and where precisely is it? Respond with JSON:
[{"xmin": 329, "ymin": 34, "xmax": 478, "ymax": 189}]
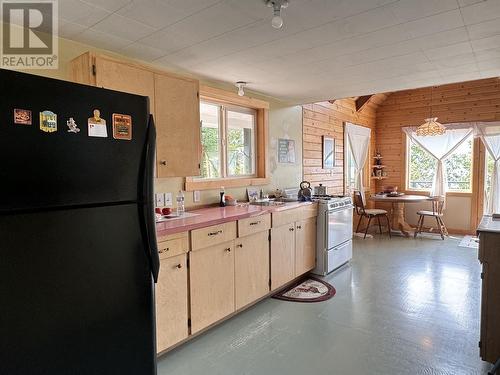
[{"xmin": 0, "ymin": 69, "xmax": 160, "ymax": 374}]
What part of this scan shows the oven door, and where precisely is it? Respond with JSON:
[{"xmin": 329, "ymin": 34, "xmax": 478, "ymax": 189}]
[{"xmin": 327, "ymin": 206, "xmax": 353, "ymax": 249}]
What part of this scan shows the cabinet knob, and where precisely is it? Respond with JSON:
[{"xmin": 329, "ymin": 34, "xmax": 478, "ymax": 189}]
[
  {"xmin": 176, "ymin": 264, "xmax": 182, "ymax": 269},
  {"xmin": 160, "ymin": 160, "xmax": 167, "ymax": 166},
  {"xmin": 289, "ymin": 227, "xmax": 294, "ymax": 232},
  {"xmin": 225, "ymin": 247, "xmax": 231, "ymax": 252},
  {"xmin": 296, "ymin": 225, "xmax": 302, "ymax": 229},
  {"xmin": 237, "ymin": 244, "xmax": 243, "ymax": 248}
]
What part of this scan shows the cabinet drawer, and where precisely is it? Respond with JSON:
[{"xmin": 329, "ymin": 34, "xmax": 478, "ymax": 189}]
[
  {"xmin": 238, "ymin": 214, "xmax": 271, "ymax": 237},
  {"xmin": 157, "ymin": 237, "xmax": 188, "ymax": 260},
  {"xmin": 191, "ymin": 221, "xmax": 237, "ymax": 251},
  {"xmin": 298, "ymin": 204, "xmax": 318, "ymax": 220},
  {"xmin": 272, "ymin": 207, "xmax": 301, "ymax": 227}
]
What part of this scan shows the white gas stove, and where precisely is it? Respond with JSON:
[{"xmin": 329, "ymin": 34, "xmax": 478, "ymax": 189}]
[{"xmin": 311, "ymin": 195, "xmax": 354, "ymax": 276}]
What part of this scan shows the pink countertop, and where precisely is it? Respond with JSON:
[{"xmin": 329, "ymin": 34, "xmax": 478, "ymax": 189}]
[{"xmin": 156, "ymin": 201, "xmax": 315, "ymax": 237}]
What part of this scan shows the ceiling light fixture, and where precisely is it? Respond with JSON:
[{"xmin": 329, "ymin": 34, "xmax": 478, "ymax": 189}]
[
  {"xmin": 266, "ymin": 0, "xmax": 289, "ymax": 29},
  {"xmin": 235, "ymin": 81, "xmax": 247, "ymax": 96},
  {"xmin": 416, "ymin": 86, "xmax": 446, "ymax": 136}
]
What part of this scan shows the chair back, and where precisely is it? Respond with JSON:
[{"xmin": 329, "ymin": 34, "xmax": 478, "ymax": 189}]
[
  {"xmin": 353, "ymin": 190, "xmax": 366, "ymax": 215},
  {"xmin": 430, "ymin": 196, "xmax": 445, "ymax": 215}
]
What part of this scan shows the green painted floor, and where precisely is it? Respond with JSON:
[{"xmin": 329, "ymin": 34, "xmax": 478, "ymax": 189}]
[{"xmin": 158, "ymin": 235, "xmax": 492, "ymax": 375}]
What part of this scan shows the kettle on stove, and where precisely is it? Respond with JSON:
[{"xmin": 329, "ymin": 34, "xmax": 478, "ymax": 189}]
[{"xmin": 298, "ymin": 181, "xmax": 312, "ymax": 202}]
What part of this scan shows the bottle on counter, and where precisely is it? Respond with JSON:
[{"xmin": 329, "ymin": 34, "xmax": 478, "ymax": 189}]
[
  {"xmin": 176, "ymin": 190, "xmax": 185, "ymax": 216},
  {"xmin": 219, "ymin": 186, "xmax": 226, "ymax": 207}
]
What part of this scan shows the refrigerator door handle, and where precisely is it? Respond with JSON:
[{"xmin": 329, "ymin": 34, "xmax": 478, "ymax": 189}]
[{"xmin": 140, "ymin": 114, "xmax": 160, "ymax": 282}]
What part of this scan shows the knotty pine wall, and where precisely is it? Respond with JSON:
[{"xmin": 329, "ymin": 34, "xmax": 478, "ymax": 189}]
[
  {"xmin": 375, "ymin": 77, "xmax": 500, "ymax": 233},
  {"xmin": 302, "ymin": 96, "xmax": 387, "ymax": 199}
]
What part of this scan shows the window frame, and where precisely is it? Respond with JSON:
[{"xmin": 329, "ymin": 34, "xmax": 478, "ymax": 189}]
[
  {"xmin": 185, "ymin": 85, "xmax": 269, "ymax": 191},
  {"xmin": 404, "ymin": 134, "xmax": 474, "ymax": 196}
]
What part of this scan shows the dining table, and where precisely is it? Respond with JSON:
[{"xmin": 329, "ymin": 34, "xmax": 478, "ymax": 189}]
[{"xmin": 369, "ymin": 194, "xmax": 433, "ymax": 237}]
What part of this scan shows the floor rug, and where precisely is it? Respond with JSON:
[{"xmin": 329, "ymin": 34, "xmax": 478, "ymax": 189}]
[
  {"xmin": 273, "ymin": 277, "xmax": 336, "ymax": 303},
  {"xmin": 459, "ymin": 235, "xmax": 479, "ymax": 249}
]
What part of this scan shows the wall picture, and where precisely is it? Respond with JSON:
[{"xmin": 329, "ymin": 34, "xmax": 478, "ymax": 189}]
[
  {"xmin": 278, "ymin": 138, "xmax": 296, "ymax": 163},
  {"xmin": 322, "ymin": 136, "xmax": 335, "ymax": 169}
]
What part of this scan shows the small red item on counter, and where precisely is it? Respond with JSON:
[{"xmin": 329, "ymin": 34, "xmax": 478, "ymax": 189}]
[
  {"xmin": 162, "ymin": 207, "xmax": 172, "ymax": 215},
  {"xmin": 155, "ymin": 208, "xmax": 162, "ymax": 214}
]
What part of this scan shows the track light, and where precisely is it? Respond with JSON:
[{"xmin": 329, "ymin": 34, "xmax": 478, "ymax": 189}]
[
  {"xmin": 235, "ymin": 81, "xmax": 246, "ymax": 97},
  {"xmin": 266, "ymin": 0, "xmax": 289, "ymax": 29}
]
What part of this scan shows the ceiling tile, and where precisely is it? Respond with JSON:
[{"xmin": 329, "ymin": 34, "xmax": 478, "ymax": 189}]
[
  {"xmin": 471, "ymin": 34, "xmax": 500, "ymax": 51},
  {"xmin": 59, "ymin": 0, "xmax": 111, "ymax": 27},
  {"xmin": 432, "ymin": 52, "xmax": 477, "ymax": 68},
  {"xmin": 403, "ymin": 9, "xmax": 464, "ymax": 38},
  {"xmin": 58, "ymin": 20, "xmax": 87, "ymax": 38},
  {"xmin": 461, "ymin": 0, "xmax": 500, "ymax": 25},
  {"xmin": 116, "ymin": 0, "xmax": 191, "ymax": 29},
  {"xmin": 467, "ymin": 17, "xmax": 500, "ymax": 39},
  {"xmin": 160, "ymin": 1, "xmax": 263, "ymax": 48},
  {"xmin": 91, "ymin": 13, "xmax": 156, "ymax": 41},
  {"xmin": 140, "ymin": 29, "xmax": 195, "ymax": 55},
  {"xmin": 120, "ymin": 43, "xmax": 166, "ymax": 62},
  {"xmin": 389, "ymin": 0, "xmax": 458, "ymax": 23},
  {"xmin": 80, "ymin": 0, "xmax": 131, "ymax": 12},
  {"xmin": 424, "ymin": 41, "xmax": 473, "ymax": 60},
  {"xmin": 71, "ymin": 28, "xmax": 132, "ymax": 51},
  {"xmin": 458, "ymin": 0, "xmax": 488, "ymax": 7}
]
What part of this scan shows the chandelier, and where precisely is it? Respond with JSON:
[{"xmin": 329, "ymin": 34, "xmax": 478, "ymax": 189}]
[{"xmin": 416, "ymin": 86, "xmax": 446, "ymax": 136}]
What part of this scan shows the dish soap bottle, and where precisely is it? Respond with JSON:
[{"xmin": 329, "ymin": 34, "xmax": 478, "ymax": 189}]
[
  {"xmin": 219, "ymin": 186, "xmax": 226, "ymax": 207},
  {"xmin": 176, "ymin": 190, "xmax": 185, "ymax": 216}
]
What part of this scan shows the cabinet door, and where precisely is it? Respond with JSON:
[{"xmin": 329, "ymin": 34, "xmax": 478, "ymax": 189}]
[
  {"xmin": 235, "ymin": 231, "xmax": 269, "ymax": 310},
  {"xmin": 270, "ymin": 224, "xmax": 295, "ymax": 290},
  {"xmin": 94, "ymin": 56, "xmax": 156, "ymax": 115},
  {"xmin": 190, "ymin": 241, "xmax": 235, "ymax": 333},
  {"xmin": 154, "ymin": 73, "xmax": 200, "ymax": 177},
  {"xmin": 156, "ymin": 253, "xmax": 188, "ymax": 353},
  {"xmin": 295, "ymin": 217, "xmax": 316, "ymax": 276}
]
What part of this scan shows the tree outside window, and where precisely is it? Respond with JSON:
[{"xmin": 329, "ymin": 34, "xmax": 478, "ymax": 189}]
[
  {"xmin": 199, "ymin": 101, "xmax": 256, "ymax": 179},
  {"xmin": 407, "ymin": 135, "xmax": 473, "ymax": 192}
]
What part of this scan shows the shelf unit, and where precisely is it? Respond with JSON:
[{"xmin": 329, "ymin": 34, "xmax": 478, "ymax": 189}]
[{"xmin": 371, "ymin": 153, "xmax": 387, "ymax": 180}]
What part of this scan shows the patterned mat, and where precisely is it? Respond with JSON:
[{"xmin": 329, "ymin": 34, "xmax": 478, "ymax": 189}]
[
  {"xmin": 273, "ymin": 277, "xmax": 336, "ymax": 303},
  {"xmin": 459, "ymin": 235, "xmax": 479, "ymax": 249}
]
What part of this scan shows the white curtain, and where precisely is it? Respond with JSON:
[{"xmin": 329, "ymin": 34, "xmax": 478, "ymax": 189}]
[
  {"xmin": 474, "ymin": 122, "xmax": 500, "ymax": 214},
  {"xmin": 403, "ymin": 124, "xmax": 473, "ymax": 197},
  {"xmin": 345, "ymin": 123, "xmax": 371, "ymax": 198}
]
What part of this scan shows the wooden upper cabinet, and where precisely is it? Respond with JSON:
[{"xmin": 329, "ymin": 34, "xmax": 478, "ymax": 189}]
[
  {"xmin": 70, "ymin": 53, "xmax": 156, "ymax": 115},
  {"xmin": 94, "ymin": 56, "xmax": 156, "ymax": 115},
  {"xmin": 154, "ymin": 73, "xmax": 201, "ymax": 177},
  {"xmin": 70, "ymin": 52, "xmax": 201, "ymax": 177}
]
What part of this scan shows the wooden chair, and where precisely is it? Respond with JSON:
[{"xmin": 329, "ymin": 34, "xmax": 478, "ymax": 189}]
[
  {"xmin": 414, "ymin": 196, "xmax": 448, "ymax": 240},
  {"xmin": 353, "ymin": 191, "xmax": 391, "ymax": 239}
]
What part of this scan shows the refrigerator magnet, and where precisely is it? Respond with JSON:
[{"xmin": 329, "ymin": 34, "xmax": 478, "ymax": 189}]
[
  {"xmin": 112, "ymin": 113, "xmax": 132, "ymax": 140},
  {"xmin": 66, "ymin": 118, "xmax": 80, "ymax": 133},
  {"xmin": 14, "ymin": 109, "xmax": 32, "ymax": 125},
  {"xmin": 39, "ymin": 111, "xmax": 57, "ymax": 133},
  {"xmin": 87, "ymin": 109, "xmax": 108, "ymax": 138}
]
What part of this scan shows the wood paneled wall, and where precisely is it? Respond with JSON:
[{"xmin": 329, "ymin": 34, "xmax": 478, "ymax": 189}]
[
  {"xmin": 375, "ymin": 77, "xmax": 500, "ymax": 192},
  {"xmin": 302, "ymin": 95, "xmax": 387, "ymax": 195}
]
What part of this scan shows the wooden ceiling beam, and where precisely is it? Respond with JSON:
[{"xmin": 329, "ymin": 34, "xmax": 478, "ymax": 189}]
[{"xmin": 355, "ymin": 95, "xmax": 373, "ymax": 112}]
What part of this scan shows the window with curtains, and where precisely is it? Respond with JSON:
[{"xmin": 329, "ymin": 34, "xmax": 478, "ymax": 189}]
[
  {"xmin": 406, "ymin": 134, "xmax": 473, "ymax": 192},
  {"xmin": 344, "ymin": 123, "xmax": 371, "ymax": 193},
  {"xmin": 199, "ymin": 101, "xmax": 256, "ymax": 179}
]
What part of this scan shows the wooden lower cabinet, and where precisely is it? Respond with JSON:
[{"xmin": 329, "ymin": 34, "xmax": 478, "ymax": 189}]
[
  {"xmin": 189, "ymin": 241, "xmax": 235, "ymax": 334},
  {"xmin": 270, "ymin": 224, "xmax": 296, "ymax": 290},
  {"xmin": 156, "ymin": 253, "xmax": 188, "ymax": 353},
  {"xmin": 235, "ymin": 231, "xmax": 270, "ymax": 310},
  {"xmin": 295, "ymin": 217, "xmax": 316, "ymax": 275}
]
